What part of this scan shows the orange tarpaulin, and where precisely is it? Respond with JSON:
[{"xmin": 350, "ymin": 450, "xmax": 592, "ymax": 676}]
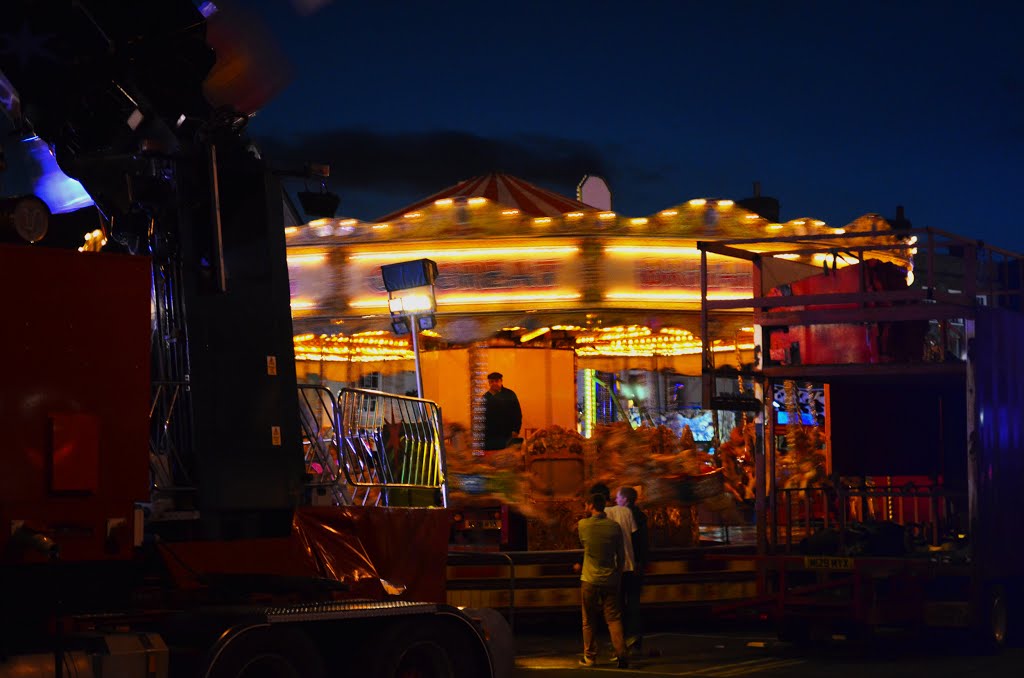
[{"xmin": 159, "ymin": 506, "xmax": 451, "ymax": 604}]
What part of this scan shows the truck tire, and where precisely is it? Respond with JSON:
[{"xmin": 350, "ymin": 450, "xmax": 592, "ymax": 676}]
[
  {"xmin": 971, "ymin": 585, "xmax": 1008, "ymax": 654},
  {"xmin": 204, "ymin": 625, "xmax": 327, "ymax": 678},
  {"xmin": 371, "ymin": 617, "xmax": 482, "ymax": 678},
  {"xmin": 776, "ymin": 617, "xmax": 814, "ymax": 645}
]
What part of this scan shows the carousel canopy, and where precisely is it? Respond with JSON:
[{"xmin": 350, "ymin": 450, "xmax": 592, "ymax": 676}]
[{"xmin": 376, "ymin": 172, "xmax": 595, "ymax": 222}]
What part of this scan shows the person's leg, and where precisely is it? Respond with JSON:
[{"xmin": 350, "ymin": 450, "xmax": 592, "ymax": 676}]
[
  {"xmin": 581, "ymin": 582, "xmax": 600, "ymax": 661},
  {"xmin": 621, "ymin": 571, "xmax": 635, "ymax": 646},
  {"xmin": 600, "ymin": 584, "xmax": 628, "ymax": 663},
  {"xmin": 631, "ymin": 571, "xmax": 645, "ymax": 650},
  {"xmin": 618, "ymin": 573, "xmax": 643, "ymax": 655},
  {"xmin": 623, "ymin": 571, "xmax": 643, "ymax": 650}
]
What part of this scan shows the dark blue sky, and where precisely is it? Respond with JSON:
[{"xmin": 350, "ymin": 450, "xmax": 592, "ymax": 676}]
[{"xmin": 211, "ymin": 2, "xmax": 1024, "ymax": 253}]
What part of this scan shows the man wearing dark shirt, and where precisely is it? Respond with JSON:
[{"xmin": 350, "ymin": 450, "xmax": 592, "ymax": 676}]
[
  {"xmin": 577, "ymin": 493, "xmax": 629, "ymax": 669},
  {"xmin": 618, "ymin": 485, "xmax": 648, "ymax": 654},
  {"xmin": 483, "ymin": 372, "xmax": 522, "ymax": 450}
]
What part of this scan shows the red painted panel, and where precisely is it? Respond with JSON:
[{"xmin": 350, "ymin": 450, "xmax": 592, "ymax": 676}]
[
  {"xmin": 50, "ymin": 412, "xmax": 100, "ymax": 493},
  {"xmin": 0, "ymin": 244, "xmax": 151, "ymax": 562},
  {"xmin": 767, "ymin": 260, "xmax": 925, "ymax": 365}
]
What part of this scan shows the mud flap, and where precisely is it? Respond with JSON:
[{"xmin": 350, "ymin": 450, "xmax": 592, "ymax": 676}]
[{"xmin": 461, "ymin": 607, "xmax": 514, "ymax": 678}]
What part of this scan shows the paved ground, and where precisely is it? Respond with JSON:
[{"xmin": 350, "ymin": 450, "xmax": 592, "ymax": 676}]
[
  {"xmin": 510, "ymin": 622, "xmax": 783, "ymax": 676},
  {"xmin": 508, "ymin": 622, "xmax": 1024, "ymax": 678}
]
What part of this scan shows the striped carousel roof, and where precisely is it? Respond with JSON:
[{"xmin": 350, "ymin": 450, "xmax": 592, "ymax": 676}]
[{"xmin": 376, "ymin": 172, "xmax": 595, "ymax": 222}]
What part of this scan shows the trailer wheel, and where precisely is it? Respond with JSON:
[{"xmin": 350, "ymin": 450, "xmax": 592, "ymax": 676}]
[
  {"xmin": 372, "ymin": 617, "xmax": 480, "ymax": 678},
  {"xmin": 205, "ymin": 625, "xmax": 327, "ymax": 678},
  {"xmin": 972, "ymin": 585, "xmax": 1008, "ymax": 654},
  {"xmin": 776, "ymin": 617, "xmax": 814, "ymax": 645}
]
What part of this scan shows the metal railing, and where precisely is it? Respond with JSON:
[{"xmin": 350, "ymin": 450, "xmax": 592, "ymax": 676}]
[
  {"xmin": 336, "ymin": 387, "xmax": 448, "ymax": 507},
  {"xmin": 771, "ymin": 480, "xmax": 966, "ymax": 554},
  {"xmin": 297, "ymin": 384, "xmax": 352, "ymax": 506},
  {"xmin": 295, "ymin": 385, "xmax": 449, "ymax": 507}
]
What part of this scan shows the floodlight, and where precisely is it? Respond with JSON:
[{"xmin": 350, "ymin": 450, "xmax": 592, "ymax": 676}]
[
  {"xmin": 298, "ymin": 190, "xmax": 340, "ymax": 220},
  {"xmin": 381, "ymin": 259, "xmax": 439, "ymax": 397},
  {"xmin": 380, "ymin": 259, "xmax": 438, "ymax": 292}
]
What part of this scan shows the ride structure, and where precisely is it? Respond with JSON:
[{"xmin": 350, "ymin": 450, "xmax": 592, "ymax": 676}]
[
  {"xmin": 0, "ymin": 2, "xmax": 506, "ymax": 677},
  {"xmin": 699, "ymin": 226, "xmax": 1024, "ymax": 649}
]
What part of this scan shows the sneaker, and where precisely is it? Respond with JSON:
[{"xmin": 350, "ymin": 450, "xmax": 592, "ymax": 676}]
[
  {"xmin": 616, "ymin": 656, "xmax": 630, "ymax": 669},
  {"xmin": 579, "ymin": 656, "xmax": 597, "ymax": 667}
]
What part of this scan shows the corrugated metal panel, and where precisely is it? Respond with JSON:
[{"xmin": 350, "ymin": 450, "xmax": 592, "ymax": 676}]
[{"xmin": 972, "ymin": 308, "xmax": 1024, "ymax": 578}]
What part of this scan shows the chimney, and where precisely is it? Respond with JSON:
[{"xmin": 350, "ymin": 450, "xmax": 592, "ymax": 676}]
[
  {"xmin": 890, "ymin": 205, "xmax": 912, "ymax": 230},
  {"xmin": 737, "ymin": 181, "xmax": 780, "ymax": 223}
]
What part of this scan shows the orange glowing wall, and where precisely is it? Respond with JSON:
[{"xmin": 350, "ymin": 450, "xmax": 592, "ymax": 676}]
[{"xmin": 422, "ymin": 348, "xmax": 577, "ymax": 437}]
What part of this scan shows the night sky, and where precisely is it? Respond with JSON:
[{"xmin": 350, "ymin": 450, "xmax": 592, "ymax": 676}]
[{"xmin": 239, "ymin": 0, "xmax": 1023, "ymax": 253}]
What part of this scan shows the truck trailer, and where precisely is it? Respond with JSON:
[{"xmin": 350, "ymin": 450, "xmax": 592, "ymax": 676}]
[{"xmin": 0, "ymin": 2, "xmax": 506, "ymax": 676}]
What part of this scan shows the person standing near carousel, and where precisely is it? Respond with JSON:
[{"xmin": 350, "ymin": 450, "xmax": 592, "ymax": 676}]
[
  {"xmin": 482, "ymin": 372, "xmax": 522, "ymax": 451},
  {"xmin": 577, "ymin": 492, "xmax": 629, "ymax": 669}
]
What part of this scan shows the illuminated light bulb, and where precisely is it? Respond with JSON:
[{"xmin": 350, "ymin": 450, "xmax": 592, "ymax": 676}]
[
  {"xmin": 501, "ymin": 209, "xmax": 520, "ymax": 216},
  {"xmin": 404, "ymin": 211, "xmax": 422, "ymax": 218},
  {"xmin": 598, "ymin": 212, "xmax": 617, "ymax": 220},
  {"xmin": 773, "ymin": 253, "xmax": 800, "ymax": 260},
  {"xmin": 435, "ymin": 198, "xmax": 454, "ymax": 207},
  {"xmin": 519, "ymin": 327, "xmax": 551, "ymax": 343},
  {"xmin": 659, "ymin": 209, "xmax": 678, "ymax": 217},
  {"xmin": 533, "ymin": 217, "xmax": 553, "ymax": 225},
  {"xmin": 688, "ymin": 199, "xmax": 707, "ymax": 207},
  {"xmin": 906, "ymin": 270, "xmax": 915, "ymax": 286},
  {"xmin": 717, "ymin": 200, "xmax": 734, "ymax": 208},
  {"xmin": 309, "ymin": 218, "xmax": 332, "ymax": 227},
  {"xmin": 372, "ymin": 223, "xmax": 391, "ymax": 230},
  {"xmin": 604, "ymin": 245, "xmax": 701, "ymax": 257},
  {"xmin": 832, "ymin": 228, "xmax": 846, "ymax": 234},
  {"xmin": 388, "ymin": 294, "xmax": 434, "ymax": 313},
  {"xmin": 812, "ymin": 220, "xmax": 825, "ymax": 226},
  {"xmin": 767, "ymin": 223, "xmax": 784, "ymax": 230},
  {"xmin": 284, "ymin": 226, "xmax": 299, "ymax": 235},
  {"xmin": 629, "ymin": 217, "xmax": 649, "ymax": 225},
  {"xmin": 338, "ymin": 219, "xmax": 358, "ymax": 227},
  {"xmin": 744, "ymin": 213, "xmax": 760, "ymax": 220},
  {"xmin": 350, "ymin": 245, "xmax": 578, "ymax": 262},
  {"xmin": 467, "ymin": 197, "xmax": 488, "ymax": 206},
  {"xmin": 566, "ymin": 212, "xmax": 584, "ymax": 219},
  {"xmin": 287, "ymin": 253, "xmax": 327, "ymax": 266}
]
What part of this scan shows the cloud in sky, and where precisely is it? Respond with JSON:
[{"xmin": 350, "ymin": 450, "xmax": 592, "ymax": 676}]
[{"xmin": 253, "ymin": 128, "xmax": 612, "ymax": 218}]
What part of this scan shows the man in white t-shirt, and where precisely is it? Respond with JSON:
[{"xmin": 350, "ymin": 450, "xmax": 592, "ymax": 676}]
[{"xmin": 599, "ymin": 485, "xmax": 637, "ymax": 575}]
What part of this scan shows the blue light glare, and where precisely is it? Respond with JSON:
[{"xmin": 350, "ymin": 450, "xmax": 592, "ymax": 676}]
[
  {"xmin": 197, "ymin": 1, "xmax": 219, "ymax": 18},
  {"xmin": 776, "ymin": 412, "xmax": 817, "ymax": 426},
  {"xmin": 24, "ymin": 137, "xmax": 94, "ymax": 213}
]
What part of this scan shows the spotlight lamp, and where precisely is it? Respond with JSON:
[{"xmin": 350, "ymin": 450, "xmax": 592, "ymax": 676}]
[{"xmin": 380, "ymin": 258, "xmax": 438, "ymax": 397}]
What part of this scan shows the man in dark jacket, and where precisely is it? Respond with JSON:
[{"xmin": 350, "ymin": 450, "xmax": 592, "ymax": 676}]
[
  {"xmin": 618, "ymin": 486, "xmax": 648, "ymax": 654},
  {"xmin": 483, "ymin": 372, "xmax": 522, "ymax": 450}
]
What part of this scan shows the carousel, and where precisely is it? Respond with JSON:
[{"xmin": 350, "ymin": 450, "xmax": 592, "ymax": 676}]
[{"xmin": 285, "ymin": 172, "xmax": 914, "ymax": 549}]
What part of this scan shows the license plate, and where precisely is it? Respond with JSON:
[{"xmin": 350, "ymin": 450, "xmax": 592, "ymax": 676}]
[{"xmin": 803, "ymin": 556, "xmax": 854, "ymax": 570}]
